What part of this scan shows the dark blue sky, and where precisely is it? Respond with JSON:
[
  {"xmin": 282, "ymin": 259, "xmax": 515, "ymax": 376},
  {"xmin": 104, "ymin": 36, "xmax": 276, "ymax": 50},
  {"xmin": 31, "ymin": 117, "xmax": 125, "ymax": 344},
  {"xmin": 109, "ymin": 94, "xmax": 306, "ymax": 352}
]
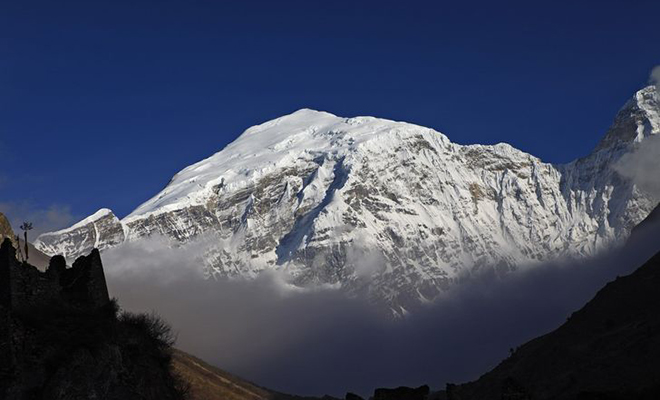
[{"xmin": 1, "ymin": 0, "xmax": 659, "ymax": 226}]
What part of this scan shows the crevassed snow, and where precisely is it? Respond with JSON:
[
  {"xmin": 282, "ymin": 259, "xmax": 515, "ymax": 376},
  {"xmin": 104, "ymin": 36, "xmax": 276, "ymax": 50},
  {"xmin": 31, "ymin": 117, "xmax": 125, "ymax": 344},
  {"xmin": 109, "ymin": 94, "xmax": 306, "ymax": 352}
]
[{"xmin": 124, "ymin": 108, "xmax": 451, "ymax": 222}]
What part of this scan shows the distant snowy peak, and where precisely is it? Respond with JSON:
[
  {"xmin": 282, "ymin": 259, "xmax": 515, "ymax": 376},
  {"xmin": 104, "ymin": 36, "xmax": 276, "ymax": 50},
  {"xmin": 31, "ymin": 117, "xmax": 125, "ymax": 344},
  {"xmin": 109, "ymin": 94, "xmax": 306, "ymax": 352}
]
[
  {"xmin": 35, "ymin": 208, "xmax": 125, "ymax": 262},
  {"xmin": 45, "ymin": 208, "xmax": 116, "ymax": 235}
]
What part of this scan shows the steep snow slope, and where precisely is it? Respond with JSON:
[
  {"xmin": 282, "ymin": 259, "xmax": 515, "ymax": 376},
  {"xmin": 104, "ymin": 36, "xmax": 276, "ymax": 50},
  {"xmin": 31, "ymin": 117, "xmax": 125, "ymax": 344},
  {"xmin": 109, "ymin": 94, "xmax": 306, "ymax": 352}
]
[{"xmin": 35, "ymin": 87, "xmax": 660, "ymax": 311}]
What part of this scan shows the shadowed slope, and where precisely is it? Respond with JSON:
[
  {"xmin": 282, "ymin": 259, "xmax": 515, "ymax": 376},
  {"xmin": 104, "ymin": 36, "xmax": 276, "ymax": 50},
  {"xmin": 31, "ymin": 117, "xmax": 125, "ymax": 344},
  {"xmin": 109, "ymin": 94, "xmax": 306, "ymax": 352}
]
[{"xmin": 447, "ymin": 247, "xmax": 660, "ymax": 400}]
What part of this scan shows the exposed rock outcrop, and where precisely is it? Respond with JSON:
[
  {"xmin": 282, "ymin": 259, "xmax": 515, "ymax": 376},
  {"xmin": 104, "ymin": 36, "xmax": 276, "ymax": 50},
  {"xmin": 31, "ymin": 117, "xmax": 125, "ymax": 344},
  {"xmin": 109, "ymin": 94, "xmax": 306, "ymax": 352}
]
[{"xmin": 0, "ymin": 212, "xmax": 16, "ymax": 245}]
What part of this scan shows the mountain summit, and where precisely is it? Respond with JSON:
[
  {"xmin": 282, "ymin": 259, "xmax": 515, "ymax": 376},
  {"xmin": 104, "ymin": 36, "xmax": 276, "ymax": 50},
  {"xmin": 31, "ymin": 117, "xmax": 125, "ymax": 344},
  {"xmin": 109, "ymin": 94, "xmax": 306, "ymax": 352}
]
[
  {"xmin": 35, "ymin": 88, "xmax": 659, "ymax": 311},
  {"xmin": 596, "ymin": 86, "xmax": 659, "ymax": 151}
]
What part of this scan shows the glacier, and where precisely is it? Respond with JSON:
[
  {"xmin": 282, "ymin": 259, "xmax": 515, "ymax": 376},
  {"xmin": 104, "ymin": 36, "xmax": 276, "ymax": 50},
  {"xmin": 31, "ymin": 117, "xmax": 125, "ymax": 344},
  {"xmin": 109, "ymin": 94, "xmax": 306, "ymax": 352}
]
[{"xmin": 35, "ymin": 86, "xmax": 660, "ymax": 311}]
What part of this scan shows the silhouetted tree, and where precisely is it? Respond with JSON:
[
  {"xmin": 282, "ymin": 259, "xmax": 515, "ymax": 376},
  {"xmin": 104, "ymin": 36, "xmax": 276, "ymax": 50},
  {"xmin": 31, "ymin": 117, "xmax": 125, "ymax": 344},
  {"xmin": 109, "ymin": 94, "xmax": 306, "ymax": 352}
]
[{"xmin": 19, "ymin": 222, "xmax": 32, "ymax": 261}]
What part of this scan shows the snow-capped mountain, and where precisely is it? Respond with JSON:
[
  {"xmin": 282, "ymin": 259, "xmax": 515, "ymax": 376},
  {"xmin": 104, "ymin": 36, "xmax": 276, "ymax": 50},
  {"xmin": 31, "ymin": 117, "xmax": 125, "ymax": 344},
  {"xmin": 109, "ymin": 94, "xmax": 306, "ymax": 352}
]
[{"xmin": 35, "ymin": 86, "xmax": 660, "ymax": 311}]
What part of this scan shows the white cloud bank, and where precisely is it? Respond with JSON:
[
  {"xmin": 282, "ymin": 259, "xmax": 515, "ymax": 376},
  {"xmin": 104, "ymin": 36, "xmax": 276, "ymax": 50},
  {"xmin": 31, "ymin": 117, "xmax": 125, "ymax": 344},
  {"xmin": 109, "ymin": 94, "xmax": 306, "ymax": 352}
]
[
  {"xmin": 101, "ymin": 225, "xmax": 660, "ymax": 398},
  {"xmin": 614, "ymin": 133, "xmax": 660, "ymax": 199}
]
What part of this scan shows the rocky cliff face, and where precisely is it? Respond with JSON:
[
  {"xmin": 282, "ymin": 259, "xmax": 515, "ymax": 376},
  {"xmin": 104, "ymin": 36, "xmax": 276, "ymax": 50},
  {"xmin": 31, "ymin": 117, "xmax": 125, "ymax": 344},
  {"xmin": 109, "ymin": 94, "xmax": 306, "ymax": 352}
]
[
  {"xmin": 0, "ymin": 213, "xmax": 17, "ymax": 247},
  {"xmin": 35, "ymin": 87, "xmax": 660, "ymax": 311}
]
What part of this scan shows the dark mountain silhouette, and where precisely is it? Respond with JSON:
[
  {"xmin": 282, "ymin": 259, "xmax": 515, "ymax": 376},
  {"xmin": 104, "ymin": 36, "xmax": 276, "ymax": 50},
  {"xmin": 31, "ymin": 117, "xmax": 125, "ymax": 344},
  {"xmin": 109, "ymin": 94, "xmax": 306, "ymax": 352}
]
[
  {"xmin": 445, "ymin": 225, "xmax": 660, "ymax": 399},
  {"xmin": 0, "ymin": 238, "xmax": 189, "ymax": 400}
]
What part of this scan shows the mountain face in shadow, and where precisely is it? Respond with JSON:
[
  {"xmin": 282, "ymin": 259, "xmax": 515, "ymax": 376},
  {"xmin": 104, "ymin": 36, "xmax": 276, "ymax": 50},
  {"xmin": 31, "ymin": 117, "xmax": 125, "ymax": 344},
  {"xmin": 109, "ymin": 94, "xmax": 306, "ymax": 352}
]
[{"xmin": 446, "ymin": 240, "xmax": 660, "ymax": 399}]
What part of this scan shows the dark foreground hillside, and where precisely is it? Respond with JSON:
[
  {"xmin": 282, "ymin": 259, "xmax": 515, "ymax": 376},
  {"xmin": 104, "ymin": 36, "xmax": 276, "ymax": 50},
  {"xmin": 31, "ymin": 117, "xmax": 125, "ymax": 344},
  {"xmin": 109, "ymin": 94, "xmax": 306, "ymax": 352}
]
[
  {"xmin": 0, "ymin": 233, "xmax": 334, "ymax": 400},
  {"xmin": 446, "ymin": 247, "xmax": 660, "ymax": 400},
  {"xmin": 0, "ymin": 239, "xmax": 188, "ymax": 399}
]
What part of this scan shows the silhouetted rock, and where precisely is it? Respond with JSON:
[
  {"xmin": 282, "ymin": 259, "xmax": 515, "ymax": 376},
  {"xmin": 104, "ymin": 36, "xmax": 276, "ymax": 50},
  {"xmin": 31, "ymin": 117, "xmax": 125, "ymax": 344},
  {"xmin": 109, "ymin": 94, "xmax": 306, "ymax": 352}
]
[
  {"xmin": 0, "ymin": 238, "xmax": 109, "ymax": 311},
  {"xmin": 345, "ymin": 392, "xmax": 365, "ymax": 400},
  {"xmin": 0, "ymin": 239, "xmax": 188, "ymax": 400},
  {"xmin": 374, "ymin": 385, "xmax": 430, "ymax": 400}
]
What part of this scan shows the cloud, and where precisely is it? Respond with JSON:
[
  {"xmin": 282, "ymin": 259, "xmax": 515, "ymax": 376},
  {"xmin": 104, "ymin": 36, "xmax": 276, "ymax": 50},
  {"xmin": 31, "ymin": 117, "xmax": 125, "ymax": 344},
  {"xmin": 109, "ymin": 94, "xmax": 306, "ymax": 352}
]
[
  {"xmin": 651, "ymin": 65, "xmax": 660, "ymax": 97},
  {"xmin": 346, "ymin": 231, "xmax": 386, "ymax": 279},
  {"xmin": 0, "ymin": 202, "xmax": 78, "ymax": 237},
  {"xmin": 614, "ymin": 134, "xmax": 660, "ymax": 199},
  {"xmin": 101, "ymin": 224, "xmax": 660, "ymax": 398}
]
